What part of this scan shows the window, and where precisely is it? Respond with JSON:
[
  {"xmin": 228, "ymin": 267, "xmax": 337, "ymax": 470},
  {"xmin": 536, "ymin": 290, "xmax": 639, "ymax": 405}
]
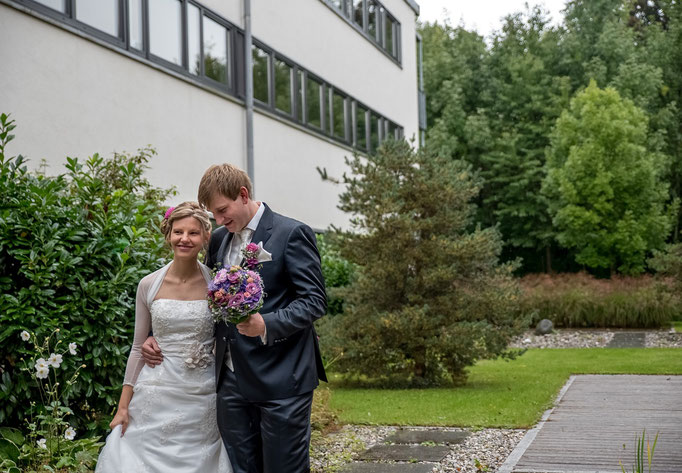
[
  {"xmin": 355, "ymin": 103, "xmax": 367, "ymax": 150},
  {"xmin": 252, "ymin": 45, "xmax": 269, "ymax": 104},
  {"xmin": 149, "ymin": 0, "xmax": 183, "ymax": 66},
  {"xmin": 128, "ymin": 0, "xmax": 144, "ymax": 50},
  {"xmin": 367, "ymin": 0, "xmax": 378, "ymax": 40},
  {"xmin": 370, "ymin": 112, "xmax": 380, "ymax": 151},
  {"xmin": 274, "ymin": 58, "xmax": 293, "ymax": 115},
  {"xmin": 322, "ymin": 0, "xmax": 400, "ymax": 62},
  {"xmin": 203, "ymin": 15, "xmax": 229, "ymax": 84},
  {"xmin": 385, "ymin": 120, "xmax": 398, "ymax": 141},
  {"xmin": 34, "ymin": 0, "xmax": 65, "ymax": 12},
  {"xmin": 384, "ymin": 14, "xmax": 395, "ymax": 57},
  {"xmin": 305, "ymin": 74, "xmax": 323, "ymax": 129},
  {"xmin": 331, "ymin": 90, "xmax": 347, "ymax": 141},
  {"xmin": 187, "ymin": 4, "xmax": 201, "ymax": 75},
  {"xmin": 352, "ymin": 0, "xmax": 364, "ymax": 27},
  {"xmin": 75, "ymin": 0, "xmax": 120, "ymax": 37}
]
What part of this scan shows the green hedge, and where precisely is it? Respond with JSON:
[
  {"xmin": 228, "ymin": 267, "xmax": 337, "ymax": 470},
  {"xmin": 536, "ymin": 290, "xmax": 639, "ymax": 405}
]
[
  {"xmin": 0, "ymin": 114, "xmax": 173, "ymax": 433},
  {"xmin": 519, "ymin": 272, "xmax": 678, "ymax": 328}
]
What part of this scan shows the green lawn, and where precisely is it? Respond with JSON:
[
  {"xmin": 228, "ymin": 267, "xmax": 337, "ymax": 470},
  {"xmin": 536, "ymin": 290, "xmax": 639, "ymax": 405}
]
[
  {"xmin": 329, "ymin": 348, "xmax": 682, "ymax": 429},
  {"xmin": 673, "ymin": 321, "xmax": 682, "ymax": 332}
]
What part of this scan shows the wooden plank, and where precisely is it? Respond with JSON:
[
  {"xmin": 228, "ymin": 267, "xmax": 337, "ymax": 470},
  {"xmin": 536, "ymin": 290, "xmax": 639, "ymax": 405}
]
[{"xmin": 510, "ymin": 375, "xmax": 682, "ymax": 473}]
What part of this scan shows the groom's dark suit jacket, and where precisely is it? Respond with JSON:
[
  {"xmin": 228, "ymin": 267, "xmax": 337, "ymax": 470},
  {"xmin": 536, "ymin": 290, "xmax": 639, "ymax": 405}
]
[{"xmin": 207, "ymin": 203, "xmax": 327, "ymax": 401}]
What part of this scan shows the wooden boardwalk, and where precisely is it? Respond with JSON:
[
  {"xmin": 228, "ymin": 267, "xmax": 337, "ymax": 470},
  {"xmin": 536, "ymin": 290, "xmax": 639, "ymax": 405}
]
[{"xmin": 500, "ymin": 375, "xmax": 682, "ymax": 473}]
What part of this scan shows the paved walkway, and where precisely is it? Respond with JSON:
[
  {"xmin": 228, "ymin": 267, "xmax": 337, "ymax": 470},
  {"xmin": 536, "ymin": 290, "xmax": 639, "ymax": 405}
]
[
  {"xmin": 340, "ymin": 429, "xmax": 470, "ymax": 472},
  {"xmin": 606, "ymin": 331, "xmax": 646, "ymax": 348},
  {"xmin": 499, "ymin": 375, "xmax": 682, "ymax": 473}
]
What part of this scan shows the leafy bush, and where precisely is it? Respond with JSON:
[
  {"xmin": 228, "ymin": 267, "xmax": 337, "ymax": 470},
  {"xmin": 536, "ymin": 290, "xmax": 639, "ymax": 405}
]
[
  {"xmin": 0, "ymin": 330, "xmax": 103, "ymax": 473},
  {"xmin": 0, "ymin": 113, "xmax": 173, "ymax": 433},
  {"xmin": 318, "ymin": 140, "xmax": 525, "ymax": 386},
  {"xmin": 519, "ymin": 272, "xmax": 678, "ymax": 328},
  {"xmin": 316, "ymin": 233, "xmax": 354, "ymax": 316}
]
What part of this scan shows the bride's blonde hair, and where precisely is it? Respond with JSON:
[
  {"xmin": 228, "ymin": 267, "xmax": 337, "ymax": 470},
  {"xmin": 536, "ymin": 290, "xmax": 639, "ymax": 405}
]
[{"xmin": 160, "ymin": 201, "xmax": 212, "ymax": 241}]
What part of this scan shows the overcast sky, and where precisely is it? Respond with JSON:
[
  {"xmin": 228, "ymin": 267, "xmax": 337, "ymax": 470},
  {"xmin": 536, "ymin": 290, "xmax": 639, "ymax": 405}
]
[{"xmin": 417, "ymin": 0, "xmax": 568, "ymax": 38}]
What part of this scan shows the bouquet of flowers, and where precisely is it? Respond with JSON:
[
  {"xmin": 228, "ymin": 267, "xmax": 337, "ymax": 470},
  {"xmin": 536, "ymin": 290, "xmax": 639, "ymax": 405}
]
[{"xmin": 208, "ymin": 242, "xmax": 271, "ymax": 324}]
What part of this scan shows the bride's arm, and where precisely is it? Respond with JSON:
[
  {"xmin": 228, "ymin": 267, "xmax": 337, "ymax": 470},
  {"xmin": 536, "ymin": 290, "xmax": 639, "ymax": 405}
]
[
  {"xmin": 122, "ymin": 277, "xmax": 152, "ymax": 386},
  {"xmin": 110, "ymin": 277, "xmax": 152, "ymax": 434},
  {"xmin": 109, "ymin": 385, "xmax": 133, "ymax": 435}
]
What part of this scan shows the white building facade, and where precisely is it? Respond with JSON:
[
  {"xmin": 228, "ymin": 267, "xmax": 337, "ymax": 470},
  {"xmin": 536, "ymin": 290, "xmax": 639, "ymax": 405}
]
[{"xmin": 0, "ymin": 0, "xmax": 424, "ymax": 230}]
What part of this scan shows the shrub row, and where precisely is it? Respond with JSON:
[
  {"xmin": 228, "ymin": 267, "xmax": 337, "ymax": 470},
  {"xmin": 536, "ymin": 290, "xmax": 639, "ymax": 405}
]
[{"xmin": 519, "ymin": 272, "xmax": 679, "ymax": 328}]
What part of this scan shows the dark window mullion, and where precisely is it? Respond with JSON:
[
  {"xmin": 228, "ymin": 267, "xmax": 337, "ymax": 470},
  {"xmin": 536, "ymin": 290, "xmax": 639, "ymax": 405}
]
[
  {"xmin": 198, "ymin": 5, "xmax": 205, "ymax": 77},
  {"xmin": 123, "ymin": 0, "xmax": 130, "ymax": 49},
  {"xmin": 143, "ymin": 0, "xmax": 150, "ymax": 60},
  {"xmin": 181, "ymin": 0, "xmax": 188, "ymax": 71},
  {"xmin": 268, "ymin": 50, "xmax": 274, "ymax": 108},
  {"xmin": 118, "ymin": 0, "xmax": 125, "ymax": 41},
  {"xmin": 292, "ymin": 65, "xmax": 299, "ymax": 121}
]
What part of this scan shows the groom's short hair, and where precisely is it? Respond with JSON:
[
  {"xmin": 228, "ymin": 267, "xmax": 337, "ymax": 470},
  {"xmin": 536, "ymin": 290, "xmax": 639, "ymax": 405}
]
[{"xmin": 198, "ymin": 164, "xmax": 253, "ymax": 208}]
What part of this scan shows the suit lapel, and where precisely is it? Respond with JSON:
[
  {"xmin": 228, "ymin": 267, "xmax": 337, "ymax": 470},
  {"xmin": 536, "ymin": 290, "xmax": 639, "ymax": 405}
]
[
  {"xmin": 215, "ymin": 231, "xmax": 233, "ymax": 270},
  {"xmin": 251, "ymin": 203, "xmax": 274, "ymax": 248}
]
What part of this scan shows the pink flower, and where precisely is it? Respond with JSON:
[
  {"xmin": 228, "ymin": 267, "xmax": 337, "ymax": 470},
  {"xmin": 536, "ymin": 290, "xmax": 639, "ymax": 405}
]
[
  {"xmin": 214, "ymin": 269, "xmax": 228, "ymax": 284},
  {"xmin": 246, "ymin": 283, "xmax": 260, "ymax": 295},
  {"xmin": 227, "ymin": 272, "xmax": 240, "ymax": 283},
  {"xmin": 164, "ymin": 206, "xmax": 175, "ymax": 219},
  {"xmin": 214, "ymin": 289, "xmax": 227, "ymax": 302},
  {"xmin": 245, "ymin": 242, "xmax": 259, "ymax": 252}
]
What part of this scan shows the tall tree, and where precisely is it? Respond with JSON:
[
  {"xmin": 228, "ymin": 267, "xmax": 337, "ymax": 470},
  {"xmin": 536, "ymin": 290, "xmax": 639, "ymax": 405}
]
[
  {"xmin": 320, "ymin": 141, "xmax": 521, "ymax": 385},
  {"xmin": 543, "ymin": 81, "xmax": 672, "ymax": 274}
]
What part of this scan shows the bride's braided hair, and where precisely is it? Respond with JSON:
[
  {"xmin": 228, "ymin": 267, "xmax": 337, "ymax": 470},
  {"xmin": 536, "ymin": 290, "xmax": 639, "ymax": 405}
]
[{"xmin": 161, "ymin": 201, "xmax": 212, "ymax": 241}]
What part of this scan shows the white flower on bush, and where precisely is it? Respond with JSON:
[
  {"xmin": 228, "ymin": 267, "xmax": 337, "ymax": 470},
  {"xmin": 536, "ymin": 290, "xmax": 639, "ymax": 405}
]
[
  {"xmin": 47, "ymin": 353, "xmax": 63, "ymax": 368},
  {"xmin": 35, "ymin": 358, "xmax": 49, "ymax": 370},
  {"xmin": 36, "ymin": 365, "xmax": 49, "ymax": 379},
  {"xmin": 37, "ymin": 438, "xmax": 47, "ymax": 449},
  {"xmin": 68, "ymin": 342, "xmax": 77, "ymax": 355},
  {"xmin": 20, "ymin": 330, "xmax": 30, "ymax": 341},
  {"xmin": 64, "ymin": 426, "xmax": 76, "ymax": 440}
]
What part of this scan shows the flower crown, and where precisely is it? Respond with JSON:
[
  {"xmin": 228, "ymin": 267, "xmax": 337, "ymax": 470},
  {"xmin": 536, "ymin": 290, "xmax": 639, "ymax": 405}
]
[{"xmin": 163, "ymin": 206, "xmax": 175, "ymax": 220}]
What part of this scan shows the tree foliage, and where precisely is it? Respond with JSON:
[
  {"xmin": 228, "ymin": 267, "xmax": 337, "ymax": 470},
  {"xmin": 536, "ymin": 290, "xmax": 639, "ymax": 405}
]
[
  {"xmin": 543, "ymin": 82, "xmax": 672, "ymax": 274},
  {"xmin": 319, "ymin": 141, "xmax": 523, "ymax": 386},
  {"xmin": 420, "ymin": 0, "xmax": 682, "ymax": 274}
]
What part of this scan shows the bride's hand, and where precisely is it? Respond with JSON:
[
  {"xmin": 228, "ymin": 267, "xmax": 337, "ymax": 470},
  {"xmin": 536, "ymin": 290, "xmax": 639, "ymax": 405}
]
[
  {"xmin": 110, "ymin": 408, "xmax": 130, "ymax": 436},
  {"xmin": 141, "ymin": 335, "xmax": 163, "ymax": 367}
]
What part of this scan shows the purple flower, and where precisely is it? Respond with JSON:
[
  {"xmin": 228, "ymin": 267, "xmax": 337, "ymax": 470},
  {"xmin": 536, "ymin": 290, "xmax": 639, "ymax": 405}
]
[
  {"xmin": 228, "ymin": 293, "xmax": 244, "ymax": 308},
  {"xmin": 227, "ymin": 272, "xmax": 240, "ymax": 283}
]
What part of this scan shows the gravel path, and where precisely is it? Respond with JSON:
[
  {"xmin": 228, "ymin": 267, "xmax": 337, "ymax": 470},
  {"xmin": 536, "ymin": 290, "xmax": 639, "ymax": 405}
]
[{"xmin": 311, "ymin": 329, "xmax": 682, "ymax": 472}]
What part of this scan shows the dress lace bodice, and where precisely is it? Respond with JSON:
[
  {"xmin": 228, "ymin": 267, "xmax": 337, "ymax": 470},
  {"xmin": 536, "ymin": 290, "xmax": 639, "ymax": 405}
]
[
  {"xmin": 123, "ymin": 262, "xmax": 213, "ymax": 386},
  {"xmin": 151, "ymin": 299, "xmax": 214, "ymax": 345}
]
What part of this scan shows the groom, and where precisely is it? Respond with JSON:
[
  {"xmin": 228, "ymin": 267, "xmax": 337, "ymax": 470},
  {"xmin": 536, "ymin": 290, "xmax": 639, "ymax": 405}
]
[{"xmin": 142, "ymin": 163, "xmax": 327, "ymax": 473}]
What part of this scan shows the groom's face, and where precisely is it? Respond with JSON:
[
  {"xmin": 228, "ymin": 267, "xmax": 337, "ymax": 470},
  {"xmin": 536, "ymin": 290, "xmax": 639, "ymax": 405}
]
[{"xmin": 208, "ymin": 191, "xmax": 250, "ymax": 233}]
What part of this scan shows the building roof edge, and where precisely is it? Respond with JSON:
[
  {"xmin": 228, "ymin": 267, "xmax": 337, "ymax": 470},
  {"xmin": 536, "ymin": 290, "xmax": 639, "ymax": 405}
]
[{"xmin": 403, "ymin": 0, "xmax": 419, "ymax": 16}]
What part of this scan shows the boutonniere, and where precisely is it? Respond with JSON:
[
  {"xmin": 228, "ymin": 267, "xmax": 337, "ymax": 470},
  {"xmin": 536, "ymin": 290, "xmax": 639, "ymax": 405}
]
[{"xmin": 243, "ymin": 241, "xmax": 272, "ymax": 266}]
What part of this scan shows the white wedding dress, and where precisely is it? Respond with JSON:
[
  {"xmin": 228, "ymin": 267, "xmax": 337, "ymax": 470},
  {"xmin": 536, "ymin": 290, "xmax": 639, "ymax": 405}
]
[{"xmin": 96, "ymin": 263, "xmax": 231, "ymax": 473}]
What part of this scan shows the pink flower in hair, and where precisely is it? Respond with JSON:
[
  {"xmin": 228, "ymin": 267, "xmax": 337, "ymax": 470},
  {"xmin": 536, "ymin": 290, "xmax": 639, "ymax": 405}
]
[{"xmin": 164, "ymin": 206, "xmax": 175, "ymax": 219}]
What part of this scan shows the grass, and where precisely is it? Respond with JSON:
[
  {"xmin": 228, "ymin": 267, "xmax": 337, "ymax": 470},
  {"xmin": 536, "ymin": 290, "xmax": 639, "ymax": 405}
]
[
  {"xmin": 328, "ymin": 348, "xmax": 682, "ymax": 428},
  {"xmin": 673, "ymin": 321, "xmax": 682, "ymax": 332}
]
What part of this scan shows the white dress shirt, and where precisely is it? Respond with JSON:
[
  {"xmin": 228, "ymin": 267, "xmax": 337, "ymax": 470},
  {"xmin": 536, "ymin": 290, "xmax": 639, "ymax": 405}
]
[{"xmin": 223, "ymin": 202, "xmax": 266, "ymax": 371}]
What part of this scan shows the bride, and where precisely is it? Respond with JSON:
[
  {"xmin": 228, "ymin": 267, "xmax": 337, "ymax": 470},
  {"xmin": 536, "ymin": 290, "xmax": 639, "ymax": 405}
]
[{"xmin": 95, "ymin": 202, "xmax": 231, "ymax": 473}]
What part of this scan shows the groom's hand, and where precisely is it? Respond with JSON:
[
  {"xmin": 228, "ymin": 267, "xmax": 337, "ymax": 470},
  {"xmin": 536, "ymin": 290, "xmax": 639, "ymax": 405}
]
[
  {"xmin": 237, "ymin": 313, "xmax": 266, "ymax": 338},
  {"xmin": 141, "ymin": 335, "xmax": 163, "ymax": 367}
]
